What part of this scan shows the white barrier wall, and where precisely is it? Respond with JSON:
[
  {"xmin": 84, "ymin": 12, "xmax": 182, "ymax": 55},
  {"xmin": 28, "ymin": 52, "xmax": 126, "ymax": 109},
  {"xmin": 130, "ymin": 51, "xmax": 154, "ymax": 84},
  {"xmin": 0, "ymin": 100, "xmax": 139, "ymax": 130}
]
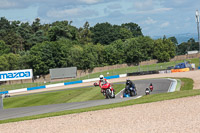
[
  {"xmin": 8, "ymin": 88, "xmax": 27, "ymax": 94},
  {"xmin": 46, "ymin": 83, "xmax": 65, "ymax": 88}
]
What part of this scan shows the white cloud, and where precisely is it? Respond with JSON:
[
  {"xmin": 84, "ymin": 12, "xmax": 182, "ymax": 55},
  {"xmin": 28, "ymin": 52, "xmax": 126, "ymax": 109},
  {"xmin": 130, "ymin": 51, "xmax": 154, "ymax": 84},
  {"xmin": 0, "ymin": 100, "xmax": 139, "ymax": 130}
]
[
  {"xmin": 0, "ymin": 0, "xmax": 16, "ymax": 8},
  {"xmin": 174, "ymin": 0, "xmax": 187, "ymax": 4},
  {"xmin": 79, "ymin": 0, "xmax": 101, "ymax": 4},
  {"xmin": 107, "ymin": 3, "xmax": 122, "ymax": 10},
  {"xmin": 133, "ymin": 0, "xmax": 153, "ymax": 11},
  {"xmin": 47, "ymin": 8, "xmax": 80, "ymax": 18},
  {"xmin": 46, "ymin": 8, "xmax": 98, "ymax": 18},
  {"xmin": 136, "ymin": 7, "xmax": 172, "ymax": 14},
  {"xmin": 160, "ymin": 22, "xmax": 169, "ymax": 28},
  {"xmin": 144, "ymin": 17, "xmax": 157, "ymax": 24}
]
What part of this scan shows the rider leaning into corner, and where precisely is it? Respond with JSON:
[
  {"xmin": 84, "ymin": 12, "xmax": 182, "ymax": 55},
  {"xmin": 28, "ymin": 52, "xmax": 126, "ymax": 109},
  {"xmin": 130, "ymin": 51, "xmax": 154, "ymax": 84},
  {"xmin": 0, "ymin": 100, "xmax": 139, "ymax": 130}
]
[
  {"xmin": 126, "ymin": 78, "xmax": 137, "ymax": 91},
  {"xmin": 99, "ymin": 75, "xmax": 114, "ymax": 96}
]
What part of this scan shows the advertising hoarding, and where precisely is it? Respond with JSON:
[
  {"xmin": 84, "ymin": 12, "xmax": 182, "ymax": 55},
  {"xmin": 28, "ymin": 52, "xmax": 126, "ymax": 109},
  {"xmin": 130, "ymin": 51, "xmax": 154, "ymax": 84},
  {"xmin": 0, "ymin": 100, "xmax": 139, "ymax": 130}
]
[
  {"xmin": 0, "ymin": 69, "xmax": 33, "ymax": 81},
  {"xmin": 50, "ymin": 67, "xmax": 77, "ymax": 79}
]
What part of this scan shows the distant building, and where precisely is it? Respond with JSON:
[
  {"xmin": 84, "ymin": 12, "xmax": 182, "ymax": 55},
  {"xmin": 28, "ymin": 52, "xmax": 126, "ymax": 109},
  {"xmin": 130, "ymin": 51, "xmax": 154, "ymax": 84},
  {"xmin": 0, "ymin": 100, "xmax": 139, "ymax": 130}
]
[{"xmin": 187, "ymin": 50, "xmax": 198, "ymax": 55}]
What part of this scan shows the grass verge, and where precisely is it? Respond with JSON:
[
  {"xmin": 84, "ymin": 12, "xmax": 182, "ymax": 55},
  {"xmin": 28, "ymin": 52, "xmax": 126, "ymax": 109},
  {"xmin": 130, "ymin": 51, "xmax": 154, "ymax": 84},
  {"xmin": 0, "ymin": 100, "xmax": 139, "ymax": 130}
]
[
  {"xmin": 3, "ymin": 84, "xmax": 124, "ymax": 109},
  {"xmin": 0, "ymin": 77, "xmax": 196, "ymax": 124}
]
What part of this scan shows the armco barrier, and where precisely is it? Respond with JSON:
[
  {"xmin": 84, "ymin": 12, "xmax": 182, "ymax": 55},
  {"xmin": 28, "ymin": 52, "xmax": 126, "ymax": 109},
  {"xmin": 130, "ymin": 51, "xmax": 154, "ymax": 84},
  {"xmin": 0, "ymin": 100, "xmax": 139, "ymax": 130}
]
[
  {"xmin": 127, "ymin": 70, "xmax": 159, "ymax": 76},
  {"xmin": 105, "ymin": 75, "xmax": 120, "ymax": 79},
  {"xmin": 168, "ymin": 79, "xmax": 177, "ymax": 92},
  {"xmin": 0, "ymin": 91, "xmax": 8, "ymax": 95},
  {"xmin": 27, "ymin": 86, "xmax": 46, "ymax": 91},
  {"xmin": 119, "ymin": 74, "xmax": 127, "ymax": 77},
  {"xmin": 9, "ymin": 88, "xmax": 27, "ymax": 94},
  {"xmin": 82, "ymin": 78, "xmax": 99, "ymax": 83},
  {"xmin": 64, "ymin": 80, "xmax": 83, "ymax": 85},
  {"xmin": 46, "ymin": 83, "xmax": 65, "ymax": 88}
]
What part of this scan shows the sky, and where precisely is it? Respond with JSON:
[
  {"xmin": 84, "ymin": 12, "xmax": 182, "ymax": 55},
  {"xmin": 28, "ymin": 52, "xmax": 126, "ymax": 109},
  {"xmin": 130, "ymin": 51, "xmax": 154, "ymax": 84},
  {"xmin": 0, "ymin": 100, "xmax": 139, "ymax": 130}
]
[{"xmin": 0, "ymin": 0, "xmax": 200, "ymax": 37}]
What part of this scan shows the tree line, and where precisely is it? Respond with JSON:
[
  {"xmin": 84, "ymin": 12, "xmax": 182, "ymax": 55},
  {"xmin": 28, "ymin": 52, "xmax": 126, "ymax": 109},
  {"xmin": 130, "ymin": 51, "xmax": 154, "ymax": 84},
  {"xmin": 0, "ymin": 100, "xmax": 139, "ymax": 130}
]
[
  {"xmin": 176, "ymin": 38, "xmax": 199, "ymax": 55},
  {"xmin": 0, "ymin": 17, "xmax": 177, "ymax": 76}
]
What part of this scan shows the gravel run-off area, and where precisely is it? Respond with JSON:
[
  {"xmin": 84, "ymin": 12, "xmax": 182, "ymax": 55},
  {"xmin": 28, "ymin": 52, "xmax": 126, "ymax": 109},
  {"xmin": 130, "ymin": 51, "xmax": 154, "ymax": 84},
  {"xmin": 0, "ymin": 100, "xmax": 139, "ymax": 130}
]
[{"xmin": 0, "ymin": 70, "xmax": 200, "ymax": 133}]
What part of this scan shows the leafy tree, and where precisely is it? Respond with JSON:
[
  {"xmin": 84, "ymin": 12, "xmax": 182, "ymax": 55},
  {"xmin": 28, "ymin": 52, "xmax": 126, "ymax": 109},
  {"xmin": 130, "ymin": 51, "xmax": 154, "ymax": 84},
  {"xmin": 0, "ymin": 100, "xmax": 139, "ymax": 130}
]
[
  {"xmin": 104, "ymin": 39, "xmax": 126, "ymax": 65},
  {"xmin": 124, "ymin": 38, "xmax": 143, "ymax": 64},
  {"xmin": 48, "ymin": 21, "xmax": 79, "ymax": 41},
  {"xmin": 152, "ymin": 38, "xmax": 175, "ymax": 62},
  {"xmin": 17, "ymin": 22, "xmax": 33, "ymax": 50},
  {"xmin": 90, "ymin": 22, "xmax": 118, "ymax": 45},
  {"xmin": 0, "ymin": 40, "xmax": 10, "ymax": 56},
  {"xmin": 0, "ymin": 55, "xmax": 9, "ymax": 71},
  {"xmin": 67, "ymin": 45, "xmax": 84, "ymax": 69},
  {"xmin": 4, "ymin": 31, "xmax": 22, "ymax": 53},
  {"xmin": 168, "ymin": 36, "xmax": 178, "ymax": 45},
  {"xmin": 177, "ymin": 42, "xmax": 188, "ymax": 55},
  {"xmin": 121, "ymin": 22, "xmax": 143, "ymax": 37},
  {"xmin": 168, "ymin": 36, "xmax": 178, "ymax": 55},
  {"xmin": 81, "ymin": 43, "xmax": 98, "ymax": 69},
  {"xmin": 93, "ymin": 43, "xmax": 105, "ymax": 66},
  {"xmin": 0, "ymin": 17, "xmax": 11, "ymax": 44},
  {"xmin": 29, "ymin": 40, "xmax": 71, "ymax": 75},
  {"xmin": 79, "ymin": 21, "xmax": 92, "ymax": 44},
  {"xmin": 177, "ymin": 38, "xmax": 199, "ymax": 55},
  {"xmin": 32, "ymin": 18, "xmax": 41, "ymax": 32},
  {"xmin": 4, "ymin": 53, "xmax": 21, "ymax": 70},
  {"xmin": 134, "ymin": 36, "xmax": 154, "ymax": 61},
  {"xmin": 18, "ymin": 51, "xmax": 31, "ymax": 69},
  {"xmin": 118, "ymin": 28, "xmax": 133, "ymax": 41},
  {"xmin": 0, "ymin": 53, "xmax": 20, "ymax": 71}
]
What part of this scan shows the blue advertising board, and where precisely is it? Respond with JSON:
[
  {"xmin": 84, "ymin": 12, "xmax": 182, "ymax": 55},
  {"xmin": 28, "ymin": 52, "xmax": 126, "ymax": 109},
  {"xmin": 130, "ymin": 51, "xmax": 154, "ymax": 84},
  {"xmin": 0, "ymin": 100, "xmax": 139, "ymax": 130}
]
[{"xmin": 0, "ymin": 69, "xmax": 33, "ymax": 81}]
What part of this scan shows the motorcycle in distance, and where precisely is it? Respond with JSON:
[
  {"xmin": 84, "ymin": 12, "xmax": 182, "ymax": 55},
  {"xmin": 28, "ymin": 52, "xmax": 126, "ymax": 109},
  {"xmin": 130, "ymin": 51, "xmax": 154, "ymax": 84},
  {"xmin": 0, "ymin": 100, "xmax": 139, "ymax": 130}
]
[
  {"xmin": 149, "ymin": 83, "xmax": 153, "ymax": 92},
  {"xmin": 123, "ymin": 84, "xmax": 137, "ymax": 97},
  {"xmin": 145, "ymin": 87, "xmax": 150, "ymax": 95},
  {"xmin": 94, "ymin": 82, "xmax": 115, "ymax": 99}
]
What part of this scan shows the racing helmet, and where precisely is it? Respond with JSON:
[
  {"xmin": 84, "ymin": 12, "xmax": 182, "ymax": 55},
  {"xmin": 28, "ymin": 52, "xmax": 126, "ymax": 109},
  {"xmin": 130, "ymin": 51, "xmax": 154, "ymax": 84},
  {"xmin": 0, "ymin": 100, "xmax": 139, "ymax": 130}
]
[
  {"xmin": 99, "ymin": 75, "xmax": 104, "ymax": 80},
  {"xmin": 126, "ymin": 78, "xmax": 130, "ymax": 85}
]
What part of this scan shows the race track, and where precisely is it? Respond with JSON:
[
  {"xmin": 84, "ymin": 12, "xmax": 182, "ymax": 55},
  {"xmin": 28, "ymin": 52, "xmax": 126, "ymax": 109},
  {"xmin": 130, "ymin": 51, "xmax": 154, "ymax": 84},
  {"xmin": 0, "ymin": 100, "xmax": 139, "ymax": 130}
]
[{"xmin": 0, "ymin": 78, "xmax": 172, "ymax": 120}]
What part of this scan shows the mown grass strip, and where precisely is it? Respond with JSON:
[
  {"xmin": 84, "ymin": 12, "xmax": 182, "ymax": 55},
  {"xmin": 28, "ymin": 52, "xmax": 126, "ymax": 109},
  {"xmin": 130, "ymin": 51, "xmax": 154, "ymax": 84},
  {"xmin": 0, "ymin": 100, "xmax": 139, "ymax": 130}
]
[
  {"xmin": 0, "ymin": 77, "xmax": 195, "ymax": 124},
  {"xmin": 175, "ymin": 79, "xmax": 181, "ymax": 91},
  {"xmin": 3, "ymin": 84, "xmax": 124, "ymax": 109}
]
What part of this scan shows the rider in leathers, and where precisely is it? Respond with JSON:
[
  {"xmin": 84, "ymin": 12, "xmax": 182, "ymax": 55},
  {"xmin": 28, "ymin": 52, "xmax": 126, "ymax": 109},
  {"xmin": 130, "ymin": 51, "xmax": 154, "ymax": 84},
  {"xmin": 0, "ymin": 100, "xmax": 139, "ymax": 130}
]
[
  {"xmin": 125, "ymin": 79, "xmax": 137, "ymax": 94},
  {"xmin": 99, "ymin": 75, "xmax": 114, "ymax": 97}
]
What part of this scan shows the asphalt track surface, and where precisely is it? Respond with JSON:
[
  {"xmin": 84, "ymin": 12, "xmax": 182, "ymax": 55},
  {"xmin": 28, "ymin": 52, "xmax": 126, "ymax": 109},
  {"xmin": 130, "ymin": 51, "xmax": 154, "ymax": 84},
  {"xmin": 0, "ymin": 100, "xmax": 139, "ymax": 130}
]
[{"xmin": 0, "ymin": 78, "xmax": 172, "ymax": 120}]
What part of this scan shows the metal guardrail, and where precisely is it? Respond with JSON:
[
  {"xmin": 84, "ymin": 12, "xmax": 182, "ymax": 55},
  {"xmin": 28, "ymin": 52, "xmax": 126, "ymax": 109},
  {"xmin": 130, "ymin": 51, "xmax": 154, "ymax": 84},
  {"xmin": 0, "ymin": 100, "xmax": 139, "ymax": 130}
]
[{"xmin": 168, "ymin": 79, "xmax": 177, "ymax": 92}]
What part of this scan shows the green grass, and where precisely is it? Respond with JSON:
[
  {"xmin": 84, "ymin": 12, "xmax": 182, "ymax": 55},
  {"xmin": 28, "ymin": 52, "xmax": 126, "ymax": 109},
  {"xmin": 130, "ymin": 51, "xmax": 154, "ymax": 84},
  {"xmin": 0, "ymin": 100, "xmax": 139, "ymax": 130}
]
[
  {"xmin": 3, "ymin": 84, "xmax": 124, "ymax": 109},
  {"xmin": 0, "ymin": 77, "xmax": 195, "ymax": 124},
  {"xmin": 175, "ymin": 79, "xmax": 181, "ymax": 91},
  {"xmin": 179, "ymin": 78, "xmax": 194, "ymax": 91},
  {"xmin": 1, "ymin": 58, "xmax": 199, "ymax": 91}
]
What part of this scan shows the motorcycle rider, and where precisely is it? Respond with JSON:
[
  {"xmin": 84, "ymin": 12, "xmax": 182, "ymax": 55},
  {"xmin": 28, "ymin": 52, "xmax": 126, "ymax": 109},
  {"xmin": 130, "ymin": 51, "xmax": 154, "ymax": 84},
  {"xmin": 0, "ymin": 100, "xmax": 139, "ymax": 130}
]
[
  {"xmin": 99, "ymin": 75, "xmax": 114, "ymax": 97},
  {"xmin": 145, "ymin": 87, "xmax": 150, "ymax": 95},
  {"xmin": 149, "ymin": 83, "xmax": 153, "ymax": 91},
  {"xmin": 126, "ymin": 79, "xmax": 136, "ymax": 91},
  {"xmin": 126, "ymin": 79, "xmax": 136, "ymax": 88}
]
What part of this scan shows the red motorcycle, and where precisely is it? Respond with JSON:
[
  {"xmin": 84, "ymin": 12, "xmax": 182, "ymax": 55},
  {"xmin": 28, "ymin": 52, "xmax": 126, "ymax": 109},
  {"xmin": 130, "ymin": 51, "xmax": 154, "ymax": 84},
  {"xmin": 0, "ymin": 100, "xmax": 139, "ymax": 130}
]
[
  {"xmin": 149, "ymin": 83, "xmax": 153, "ymax": 92},
  {"xmin": 94, "ymin": 82, "xmax": 115, "ymax": 99}
]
